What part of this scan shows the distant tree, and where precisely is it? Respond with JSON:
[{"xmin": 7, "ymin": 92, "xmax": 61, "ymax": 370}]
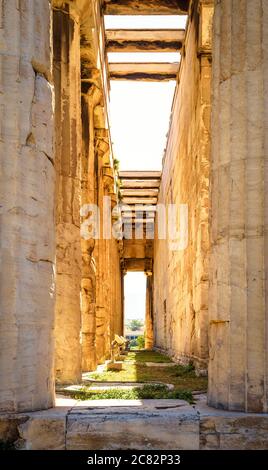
[
  {"xmin": 129, "ymin": 319, "xmax": 143, "ymax": 331},
  {"xmin": 137, "ymin": 335, "xmax": 145, "ymax": 349},
  {"xmin": 129, "ymin": 339, "xmax": 137, "ymax": 349}
]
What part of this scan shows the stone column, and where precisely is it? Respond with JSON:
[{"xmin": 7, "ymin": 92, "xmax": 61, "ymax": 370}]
[
  {"xmin": 95, "ymin": 237, "xmax": 107, "ymax": 363},
  {"xmin": 94, "ymin": 126, "xmax": 113, "ymax": 364},
  {"xmin": 103, "ymin": 166, "xmax": 116, "ymax": 357},
  {"xmin": 94, "ymin": 153, "xmax": 107, "ymax": 364},
  {"xmin": 53, "ymin": 6, "xmax": 82, "ymax": 384},
  {"xmin": 145, "ymin": 274, "xmax": 154, "ymax": 350},
  {"xmin": 0, "ymin": 0, "xmax": 55, "ymax": 411},
  {"xmin": 121, "ymin": 271, "xmax": 125, "ymax": 336},
  {"xmin": 81, "ymin": 249, "xmax": 96, "ymax": 372},
  {"xmin": 81, "ymin": 94, "xmax": 97, "ymax": 372},
  {"xmin": 209, "ymin": 0, "xmax": 268, "ymax": 412}
]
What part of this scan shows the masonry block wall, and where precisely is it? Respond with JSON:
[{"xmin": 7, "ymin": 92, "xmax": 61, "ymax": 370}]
[{"xmin": 153, "ymin": 1, "xmax": 213, "ymax": 371}]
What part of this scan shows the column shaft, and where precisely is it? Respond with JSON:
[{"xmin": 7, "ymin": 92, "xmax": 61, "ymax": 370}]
[
  {"xmin": 145, "ymin": 275, "xmax": 154, "ymax": 350},
  {"xmin": 53, "ymin": 7, "xmax": 82, "ymax": 384},
  {"xmin": 0, "ymin": 0, "xmax": 55, "ymax": 411},
  {"xmin": 81, "ymin": 95, "xmax": 97, "ymax": 372},
  {"xmin": 209, "ymin": 0, "xmax": 268, "ymax": 412}
]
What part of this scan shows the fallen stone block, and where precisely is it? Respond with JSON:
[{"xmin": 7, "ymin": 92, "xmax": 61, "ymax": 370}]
[{"xmin": 106, "ymin": 362, "xmax": 123, "ymax": 371}]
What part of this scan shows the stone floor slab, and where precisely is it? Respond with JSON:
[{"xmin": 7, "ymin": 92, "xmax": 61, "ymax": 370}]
[
  {"xmin": 1, "ymin": 394, "xmax": 268, "ymax": 450},
  {"xmin": 66, "ymin": 409, "xmax": 199, "ymax": 450}
]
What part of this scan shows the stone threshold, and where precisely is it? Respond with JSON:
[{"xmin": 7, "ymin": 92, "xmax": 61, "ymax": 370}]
[
  {"xmin": 57, "ymin": 382, "xmax": 175, "ymax": 393},
  {"xmin": 0, "ymin": 395, "xmax": 268, "ymax": 450}
]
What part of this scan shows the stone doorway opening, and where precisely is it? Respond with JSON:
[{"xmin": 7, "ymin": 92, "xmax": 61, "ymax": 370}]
[{"xmin": 124, "ymin": 272, "xmax": 146, "ymax": 349}]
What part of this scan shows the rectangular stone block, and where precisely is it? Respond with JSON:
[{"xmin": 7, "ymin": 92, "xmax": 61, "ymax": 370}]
[
  {"xmin": 200, "ymin": 416, "xmax": 268, "ymax": 450},
  {"xmin": 0, "ymin": 415, "xmax": 28, "ymax": 448},
  {"xmin": 107, "ymin": 362, "xmax": 123, "ymax": 371},
  {"xmin": 66, "ymin": 411, "xmax": 199, "ymax": 450},
  {"xmin": 16, "ymin": 412, "xmax": 67, "ymax": 450}
]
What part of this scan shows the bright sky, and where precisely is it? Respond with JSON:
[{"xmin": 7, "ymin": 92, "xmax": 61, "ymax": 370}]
[
  {"xmin": 124, "ymin": 272, "xmax": 146, "ymax": 322},
  {"xmin": 109, "ymin": 81, "xmax": 176, "ymax": 170},
  {"xmin": 108, "ymin": 52, "xmax": 180, "ymax": 63},
  {"xmin": 105, "ymin": 15, "xmax": 187, "ymax": 29}
]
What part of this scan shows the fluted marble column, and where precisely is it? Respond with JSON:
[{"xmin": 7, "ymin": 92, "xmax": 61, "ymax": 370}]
[
  {"xmin": 81, "ymin": 94, "xmax": 97, "ymax": 372},
  {"xmin": 53, "ymin": 6, "xmax": 82, "ymax": 384},
  {"xmin": 208, "ymin": 0, "xmax": 268, "ymax": 412},
  {"xmin": 0, "ymin": 1, "xmax": 55, "ymax": 411}
]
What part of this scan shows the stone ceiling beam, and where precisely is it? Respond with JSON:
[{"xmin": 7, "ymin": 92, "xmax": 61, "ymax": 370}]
[
  {"xmin": 124, "ymin": 259, "xmax": 146, "ymax": 271},
  {"xmin": 120, "ymin": 179, "xmax": 160, "ymax": 188},
  {"xmin": 109, "ymin": 62, "xmax": 179, "ymax": 81},
  {"xmin": 119, "ymin": 171, "xmax": 161, "ymax": 179},
  {"xmin": 121, "ymin": 189, "xmax": 159, "ymax": 196},
  {"xmin": 122, "ymin": 197, "xmax": 158, "ymax": 204},
  {"xmin": 122, "ymin": 211, "xmax": 156, "ymax": 218},
  {"xmin": 106, "ymin": 29, "xmax": 185, "ymax": 52},
  {"xmin": 121, "ymin": 206, "xmax": 157, "ymax": 212},
  {"xmin": 123, "ymin": 218, "xmax": 155, "ymax": 223},
  {"xmin": 103, "ymin": 0, "xmax": 190, "ymax": 15}
]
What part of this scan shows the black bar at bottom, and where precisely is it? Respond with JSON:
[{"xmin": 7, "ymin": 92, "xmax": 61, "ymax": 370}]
[{"xmin": 0, "ymin": 450, "xmax": 267, "ymax": 467}]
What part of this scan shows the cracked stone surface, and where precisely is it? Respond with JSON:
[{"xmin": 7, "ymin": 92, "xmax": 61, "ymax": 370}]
[
  {"xmin": 1, "ymin": 395, "xmax": 268, "ymax": 450},
  {"xmin": 207, "ymin": 0, "xmax": 268, "ymax": 413},
  {"xmin": 153, "ymin": 0, "xmax": 211, "ymax": 375},
  {"xmin": 0, "ymin": 0, "xmax": 55, "ymax": 413}
]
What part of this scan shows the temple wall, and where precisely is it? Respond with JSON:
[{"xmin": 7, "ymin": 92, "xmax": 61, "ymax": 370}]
[{"xmin": 153, "ymin": 1, "xmax": 213, "ymax": 371}]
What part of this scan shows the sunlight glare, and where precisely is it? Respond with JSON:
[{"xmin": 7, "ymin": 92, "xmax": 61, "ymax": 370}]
[
  {"xmin": 104, "ymin": 15, "xmax": 188, "ymax": 30},
  {"xmin": 108, "ymin": 52, "xmax": 180, "ymax": 63},
  {"xmin": 109, "ymin": 81, "xmax": 176, "ymax": 170}
]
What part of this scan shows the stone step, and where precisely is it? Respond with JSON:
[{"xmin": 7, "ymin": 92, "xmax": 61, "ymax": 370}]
[
  {"xmin": 1, "ymin": 395, "xmax": 268, "ymax": 450},
  {"xmin": 57, "ymin": 382, "xmax": 175, "ymax": 394}
]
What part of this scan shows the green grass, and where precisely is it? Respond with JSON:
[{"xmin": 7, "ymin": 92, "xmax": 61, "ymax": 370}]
[
  {"xmin": 127, "ymin": 350, "xmax": 172, "ymax": 363},
  {"xmin": 88, "ymin": 365, "xmax": 139, "ymax": 382},
  {"xmin": 83, "ymin": 351, "xmax": 207, "ymax": 395},
  {"xmin": 173, "ymin": 362, "xmax": 195, "ymax": 376},
  {"xmin": 71, "ymin": 384, "xmax": 194, "ymax": 403}
]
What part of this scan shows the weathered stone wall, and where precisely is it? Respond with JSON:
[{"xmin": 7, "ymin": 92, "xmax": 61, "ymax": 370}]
[
  {"xmin": 153, "ymin": 1, "xmax": 212, "ymax": 371},
  {"xmin": 53, "ymin": 2, "xmax": 83, "ymax": 384},
  {"xmin": 0, "ymin": 0, "xmax": 55, "ymax": 411},
  {"xmin": 208, "ymin": 0, "xmax": 268, "ymax": 412}
]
